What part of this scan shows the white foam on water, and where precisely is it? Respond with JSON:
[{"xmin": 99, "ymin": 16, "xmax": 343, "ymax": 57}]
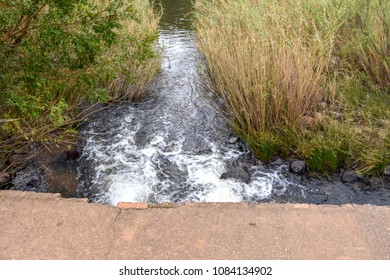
[
  {"xmin": 199, "ymin": 183, "xmax": 242, "ymax": 202},
  {"xmin": 79, "ymin": 111, "xmax": 299, "ymax": 206},
  {"xmin": 77, "ymin": 29, "xmax": 301, "ymax": 206}
]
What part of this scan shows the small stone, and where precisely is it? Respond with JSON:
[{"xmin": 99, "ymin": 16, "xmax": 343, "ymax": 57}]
[
  {"xmin": 290, "ymin": 174, "xmax": 302, "ymax": 184},
  {"xmin": 220, "ymin": 167, "xmax": 251, "ymax": 184},
  {"xmin": 384, "ymin": 166, "xmax": 390, "ymax": 177},
  {"xmin": 228, "ymin": 136, "xmax": 239, "ymax": 144},
  {"xmin": 271, "ymin": 157, "xmax": 284, "ymax": 166},
  {"xmin": 117, "ymin": 202, "xmax": 148, "ymax": 210},
  {"xmin": 341, "ymin": 170, "xmax": 364, "ymax": 184},
  {"xmin": 0, "ymin": 172, "xmax": 10, "ymax": 184},
  {"xmin": 370, "ymin": 177, "xmax": 383, "ymax": 186},
  {"xmin": 289, "ymin": 160, "xmax": 307, "ymax": 175}
]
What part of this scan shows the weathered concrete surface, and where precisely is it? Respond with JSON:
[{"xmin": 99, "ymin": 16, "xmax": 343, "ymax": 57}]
[{"xmin": 0, "ymin": 190, "xmax": 389, "ymax": 260}]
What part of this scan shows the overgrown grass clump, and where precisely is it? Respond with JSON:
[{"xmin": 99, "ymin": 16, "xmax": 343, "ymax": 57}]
[
  {"xmin": 0, "ymin": 0, "xmax": 160, "ymax": 167},
  {"xmin": 194, "ymin": 0, "xmax": 390, "ymax": 175}
]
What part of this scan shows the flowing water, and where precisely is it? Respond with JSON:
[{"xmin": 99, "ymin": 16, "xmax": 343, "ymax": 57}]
[
  {"xmin": 10, "ymin": 0, "xmax": 390, "ymax": 205},
  {"xmin": 76, "ymin": 0, "xmax": 299, "ymax": 205},
  {"xmin": 75, "ymin": 0, "xmax": 390, "ymax": 206}
]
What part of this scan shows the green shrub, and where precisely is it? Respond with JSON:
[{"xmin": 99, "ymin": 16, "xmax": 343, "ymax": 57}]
[
  {"xmin": 0, "ymin": 0, "xmax": 160, "ymax": 167},
  {"xmin": 0, "ymin": 0, "xmax": 159, "ymax": 125}
]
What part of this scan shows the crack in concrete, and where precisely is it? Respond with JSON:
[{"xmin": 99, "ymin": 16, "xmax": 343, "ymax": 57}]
[{"xmin": 104, "ymin": 209, "xmax": 123, "ymax": 259}]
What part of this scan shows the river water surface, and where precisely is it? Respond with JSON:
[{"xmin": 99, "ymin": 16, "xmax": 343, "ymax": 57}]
[
  {"xmin": 77, "ymin": 0, "xmax": 295, "ymax": 205},
  {"xmin": 74, "ymin": 0, "xmax": 390, "ymax": 206}
]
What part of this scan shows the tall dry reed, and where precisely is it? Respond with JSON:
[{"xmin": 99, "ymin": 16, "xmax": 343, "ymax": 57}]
[
  {"xmin": 195, "ymin": 0, "xmax": 390, "ymax": 174},
  {"xmin": 195, "ymin": 0, "xmax": 333, "ymax": 133}
]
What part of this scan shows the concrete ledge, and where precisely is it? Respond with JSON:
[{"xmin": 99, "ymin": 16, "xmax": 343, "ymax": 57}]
[
  {"xmin": 0, "ymin": 190, "xmax": 89, "ymax": 203},
  {"xmin": 1, "ymin": 189, "xmax": 390, "ymax": 259}
]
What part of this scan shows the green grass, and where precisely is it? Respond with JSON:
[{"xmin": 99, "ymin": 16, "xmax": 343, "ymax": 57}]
[{"xmin": 195, "ymin": 0, "xmax": 390, "ymax": 175}]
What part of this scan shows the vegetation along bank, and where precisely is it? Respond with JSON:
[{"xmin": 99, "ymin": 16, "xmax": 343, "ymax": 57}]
[
  {"xmin": 0, "ymin": 0, "xmax": 160, "ymax": 178},
  {"xmin": 194, "ymin": 0, "xmax": 390, "ymax": 176}
]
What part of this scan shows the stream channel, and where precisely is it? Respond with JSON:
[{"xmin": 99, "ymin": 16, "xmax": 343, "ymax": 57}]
[{"xmin": 11, "ymin": 0, "xmax": 390, "ymax": 206}]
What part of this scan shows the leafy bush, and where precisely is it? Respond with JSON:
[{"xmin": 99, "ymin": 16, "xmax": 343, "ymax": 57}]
[
  {"xmin": 0, "ymin": 0, "xmax": 159, "ymax": 167},
  {"xmin": 0, "ymin": 0, "xmax": 160, "ymax": 165}
]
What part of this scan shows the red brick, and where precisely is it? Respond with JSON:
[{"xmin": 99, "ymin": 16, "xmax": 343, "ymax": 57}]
[{"xmin": 117, "ymin": 202, "xmax": 148, "ymax": 210}]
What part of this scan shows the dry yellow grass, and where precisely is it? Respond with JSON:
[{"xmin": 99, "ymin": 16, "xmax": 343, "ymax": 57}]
[
  {"xmin": 195, "ymin": 0, "xmax": 390, "ymax": 174},
  {"xmin": 195, "ymin": 0, "xmax": 331, "ymax": 132}
]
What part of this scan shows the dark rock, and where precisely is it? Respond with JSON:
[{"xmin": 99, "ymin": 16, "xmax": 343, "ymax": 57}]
[
  {"xmin": 0, "ymin": 172, "xmax": 10, "ymax": 184},
  {"xmin": 359, "ymin": 182, "xmax": 377, "ymax": 192},
  {"xmin": 12, "ymin": 166, "xmax": 47, "ymax": 192},
  {"xmin": 237, "ymin": 142, "xmax": 246, "ymax": 152},
  {"xmin": 290, "ymin": 174, "xmax": 303, "ymax": 184},
  {"xmin": 182, "ymin": 136, "xmax": 212, "ymax": 155},
  {"xmin": 383, "ymin": 177, "xmax": 390, "ymax": 190},
  {"xmin": 370, "ymin": 177, "xmax": 384, "ymax": 186},
  {"xmin": 45, "ymin": 170, "xmax": 78, "ymax": 198},
  {"xmin": 220, "ymin": 167, "xmax": 251, "ymax": 184},
  {"xmin": 341, "ymin": 170, "xmax": 368, "ymax": 185},
  {"xmin": 384, "ymin": 165, "xmax": 390, "ymax": 177},
  {"xmin": 65, "ymin": 149, "xmax": 80, "ymax": 161},
  {"xmin": 228, "ymin": 136, "xmax": 239, "ymax": 144},
  {"xmin": 156, "ymin": 157, "xmax": 188, "ymax": 184},
  {"xmin": 11, "ymin": 142, "xmax": 79, "ymax": 197},
  {"xmin": 369, "ymin": 176, "xmax": 390, "ymax": 189},
  {"xmin": 271, "ymin": 157, "xmax": 284, "ymax": 166},
  {"xmin": 289, "ymin": 160, "xmax": 307, "ymax": 175}
]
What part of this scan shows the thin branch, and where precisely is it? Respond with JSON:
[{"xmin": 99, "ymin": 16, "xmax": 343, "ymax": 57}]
[
  {"xmin": 0, "ymin": 119, "xmax": 21, "ymax": 124},
  {"xmin": 9, "ymin": 1, "xmax": 47, "ymax": 38}
]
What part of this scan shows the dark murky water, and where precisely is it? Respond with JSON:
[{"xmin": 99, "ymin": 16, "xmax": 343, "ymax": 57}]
[{"xmin": 10, "ymin": 0, "xmax": 390, "ymax": 205}]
